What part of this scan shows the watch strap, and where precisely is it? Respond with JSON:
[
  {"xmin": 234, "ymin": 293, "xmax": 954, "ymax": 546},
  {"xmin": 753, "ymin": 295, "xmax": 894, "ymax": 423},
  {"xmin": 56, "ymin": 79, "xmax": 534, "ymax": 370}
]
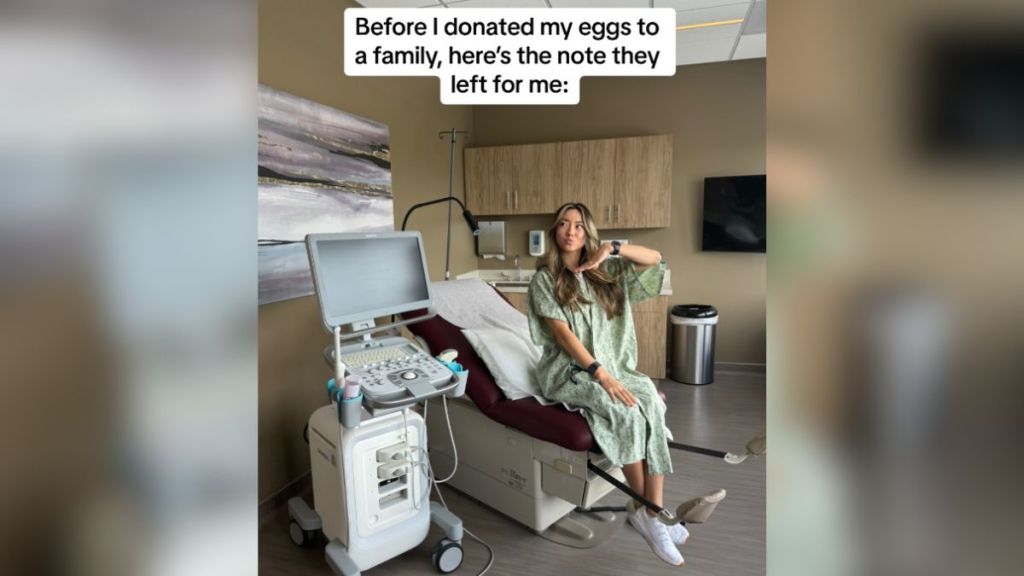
[{"xmin": 586, "ymin": 361, "xmax": 602, "ymax": 376}]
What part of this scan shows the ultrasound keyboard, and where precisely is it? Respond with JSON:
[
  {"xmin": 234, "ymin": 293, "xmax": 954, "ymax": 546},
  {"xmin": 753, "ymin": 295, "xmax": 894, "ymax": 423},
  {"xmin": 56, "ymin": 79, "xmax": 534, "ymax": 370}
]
[{"xmin": 334, "ymin": 336, "xmax": 453, "ymax": 402}]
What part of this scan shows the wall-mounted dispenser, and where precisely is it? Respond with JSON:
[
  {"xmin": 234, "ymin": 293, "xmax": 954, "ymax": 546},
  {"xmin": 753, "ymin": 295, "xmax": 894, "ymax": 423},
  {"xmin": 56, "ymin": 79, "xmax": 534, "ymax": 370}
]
[
  {"xmin": 477, "ymin": 221, "xmax": 506, "ymax": 258},
  {"xmin": 528, "ymin": 230, "xmax": 545, "ymax": 256}
]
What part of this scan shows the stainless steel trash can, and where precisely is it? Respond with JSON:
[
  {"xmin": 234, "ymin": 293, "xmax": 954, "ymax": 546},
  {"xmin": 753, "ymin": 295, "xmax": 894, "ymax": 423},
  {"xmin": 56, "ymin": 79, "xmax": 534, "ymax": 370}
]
[{"xmin": 670, "ymin": 304, "xmax": 718, "ymax": 385}]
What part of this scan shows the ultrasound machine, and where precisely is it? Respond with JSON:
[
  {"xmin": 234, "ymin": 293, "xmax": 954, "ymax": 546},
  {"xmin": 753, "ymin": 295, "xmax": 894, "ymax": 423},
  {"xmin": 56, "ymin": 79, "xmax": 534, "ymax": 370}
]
[{"xmin": 286, "ymin": 232, "xmax": 468, "ymax": 576}]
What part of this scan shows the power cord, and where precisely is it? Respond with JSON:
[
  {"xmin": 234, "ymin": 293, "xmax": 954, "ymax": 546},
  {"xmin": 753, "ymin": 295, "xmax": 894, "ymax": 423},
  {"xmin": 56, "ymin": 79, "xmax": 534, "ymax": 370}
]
[
  {"xmin": 423, "ymin": 395, "xmax": 494, "ymax": 575},
  {"xmin": 433, "ymin": 483, "xmax": 495, "ymax": 576},
  {"xmin": 393, "ymin": 444, "xmax": 494, "ymax": 575},
  {"xmin": 434, "ymin": 395, "xmax": 458, "ymax": 483}
]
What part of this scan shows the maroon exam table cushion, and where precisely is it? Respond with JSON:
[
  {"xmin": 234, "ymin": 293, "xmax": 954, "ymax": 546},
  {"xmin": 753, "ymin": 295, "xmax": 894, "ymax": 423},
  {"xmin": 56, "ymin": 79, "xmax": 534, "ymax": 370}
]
[{"xmin": 404, "ymin": 305, "xmax": 597, "ymax": 453}]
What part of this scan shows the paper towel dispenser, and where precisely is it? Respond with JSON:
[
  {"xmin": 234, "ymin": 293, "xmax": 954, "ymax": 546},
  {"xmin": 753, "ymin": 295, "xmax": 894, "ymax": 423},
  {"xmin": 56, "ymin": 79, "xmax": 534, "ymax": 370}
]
[{"xmin": 477, "ymin": 221, "xmax": 505, "ymax": 257}]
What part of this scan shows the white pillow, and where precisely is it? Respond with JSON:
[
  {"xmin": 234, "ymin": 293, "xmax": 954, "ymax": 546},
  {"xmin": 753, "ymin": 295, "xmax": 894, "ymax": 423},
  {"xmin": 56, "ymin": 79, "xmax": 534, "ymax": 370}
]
[{"xmin": 462, "ymin": 325, "xmax": 543, "ymax": 401}]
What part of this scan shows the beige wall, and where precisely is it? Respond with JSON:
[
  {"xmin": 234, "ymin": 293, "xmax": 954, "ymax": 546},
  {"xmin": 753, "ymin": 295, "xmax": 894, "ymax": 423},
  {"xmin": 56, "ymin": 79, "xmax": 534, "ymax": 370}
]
[
  {"xmin": 258, "ymin": 0, "xmax": 475, "ymax": 502},
  {"xmin": 471, "ymin": 60, "xmax": 766, "ymax": 366}
]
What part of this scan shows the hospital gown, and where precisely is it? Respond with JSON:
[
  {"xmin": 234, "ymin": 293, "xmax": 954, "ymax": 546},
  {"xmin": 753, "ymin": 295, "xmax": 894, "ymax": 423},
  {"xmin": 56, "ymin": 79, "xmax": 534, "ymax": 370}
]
[{"xmin": 527, "ymin": 258, "xmax": 672, "ymax": 475}]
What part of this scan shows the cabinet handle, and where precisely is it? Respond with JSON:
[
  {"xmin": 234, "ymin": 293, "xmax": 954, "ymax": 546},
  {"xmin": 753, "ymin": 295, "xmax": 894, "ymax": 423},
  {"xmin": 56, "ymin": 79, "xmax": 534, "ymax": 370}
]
[
  {"xmin": 514, "ymin": 190, "xmax": 518, "ymax": 210},
  {"xmin": 605, "ymin": 205, "xmax": 611, "ymax": 222},
  {"xmin": 615, "ymin": 204, "xmax": 621, "ymax": 223},
  {"xmin": 506, "ymin": 191, "xmax": 510, "ymax": 210}
]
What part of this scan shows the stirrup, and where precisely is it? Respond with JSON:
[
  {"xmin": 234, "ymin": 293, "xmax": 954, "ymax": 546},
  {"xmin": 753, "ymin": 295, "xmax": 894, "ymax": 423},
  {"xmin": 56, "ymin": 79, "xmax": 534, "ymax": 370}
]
[
  {"xmin": 724, "ymin": 431, "xmax": 767, "ymax": 464},
  {"xmin": 666, "ymin": 488, "xmax": 727, "ymax": 525}
]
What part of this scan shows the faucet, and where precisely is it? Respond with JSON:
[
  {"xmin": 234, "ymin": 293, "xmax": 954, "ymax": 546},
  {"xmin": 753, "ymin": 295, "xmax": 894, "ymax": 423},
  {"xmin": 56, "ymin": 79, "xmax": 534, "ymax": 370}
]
[{"xmin": 514, "ymin": 254, "xmax": 521, "ymax": 281}]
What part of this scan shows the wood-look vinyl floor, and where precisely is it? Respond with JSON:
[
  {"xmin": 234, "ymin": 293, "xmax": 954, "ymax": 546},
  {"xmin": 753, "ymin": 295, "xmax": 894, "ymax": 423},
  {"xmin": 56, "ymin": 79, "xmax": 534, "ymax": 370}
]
[{"xmin": 260, "ymin": 372, "xmax": 765, "ymax": 575}]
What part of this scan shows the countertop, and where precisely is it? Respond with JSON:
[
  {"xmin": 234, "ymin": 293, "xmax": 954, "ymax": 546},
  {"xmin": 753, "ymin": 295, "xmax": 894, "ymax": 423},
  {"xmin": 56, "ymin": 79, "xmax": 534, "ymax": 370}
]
[{"xmin": 455, "ymin": 267, "xmax": 673, "ymax": 296}]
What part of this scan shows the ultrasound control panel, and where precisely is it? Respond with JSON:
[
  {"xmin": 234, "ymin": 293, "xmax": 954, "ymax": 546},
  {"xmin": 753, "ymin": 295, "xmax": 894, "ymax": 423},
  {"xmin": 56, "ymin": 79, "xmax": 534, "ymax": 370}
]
[{"xmin": 334, "ymin": 336, "xmax": 452, "ymax": 402}]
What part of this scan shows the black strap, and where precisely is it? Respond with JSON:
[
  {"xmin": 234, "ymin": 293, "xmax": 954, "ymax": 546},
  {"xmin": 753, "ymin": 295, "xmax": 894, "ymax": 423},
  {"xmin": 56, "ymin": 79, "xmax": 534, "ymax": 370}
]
[
  {"xmin": 667, "ymin": 441, "xmax": 728, "ymax": 459},
  {"xmin": 587, "ymin": 461, "xmax": 684, "ymax": 524}
]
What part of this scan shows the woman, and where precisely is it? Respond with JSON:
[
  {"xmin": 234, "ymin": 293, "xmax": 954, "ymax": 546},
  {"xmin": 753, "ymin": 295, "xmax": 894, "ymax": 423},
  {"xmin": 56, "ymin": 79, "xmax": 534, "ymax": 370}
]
[{"xmin": 527, "ymin": 202, "xmax": 686, "ymax": 567}]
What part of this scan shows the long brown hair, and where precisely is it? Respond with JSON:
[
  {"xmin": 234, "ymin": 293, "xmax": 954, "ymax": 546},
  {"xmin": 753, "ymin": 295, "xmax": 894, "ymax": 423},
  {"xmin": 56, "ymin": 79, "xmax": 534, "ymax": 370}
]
[{"xmin": 538, "ymin": 202, "xmax": 625, "ymax": 319}]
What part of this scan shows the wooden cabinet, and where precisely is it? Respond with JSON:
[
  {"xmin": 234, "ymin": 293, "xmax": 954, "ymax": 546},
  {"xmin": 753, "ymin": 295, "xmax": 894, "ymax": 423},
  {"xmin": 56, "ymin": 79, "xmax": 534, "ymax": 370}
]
[
  {"xmin": 498, "ymin": 290, "xmax": 667, "ymax": 379},
  {"xmin": 632, "ymin": 296, "xmax": 668, "ymax": 379},
  {"xmin": 464, "ymin": 144, "xmax": 563, "ymax": 215},
  {"xmin": 516, "ymin": 142, "xmax": 564, "ymax": 214},
  {"xmin": 465, "ymin": 135, "xmax": 672, "ymax": 228},
  {"xmin": 614, "ymin": 136, "xmax": 672, "ymax": 228},
  {"xmin": 465, "ymin": 146, "xmax": 517, "ymax": 214},
  {"xmin": 563, "ymin": 139, "xmax": 616, "ymax": 227}
]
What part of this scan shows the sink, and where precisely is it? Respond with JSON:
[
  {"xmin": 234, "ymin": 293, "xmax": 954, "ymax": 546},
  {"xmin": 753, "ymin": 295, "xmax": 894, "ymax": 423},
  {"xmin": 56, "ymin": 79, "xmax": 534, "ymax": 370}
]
[{"xmin": 490, "ymin": 281, "xmax": 531, "ymax": 288}]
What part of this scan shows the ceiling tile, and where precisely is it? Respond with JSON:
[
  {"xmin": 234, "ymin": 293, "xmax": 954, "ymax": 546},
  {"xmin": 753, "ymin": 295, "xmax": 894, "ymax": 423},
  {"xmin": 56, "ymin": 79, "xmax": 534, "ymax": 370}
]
[
  {"xmin": 742, "ymin": 0, "xmax": 765, "ymax": 34},
  {"xmin": 675, "ymin": 37, "xmax": 734, "ymax": 66},
  {"xmin": 677, "ymin": 22, "xmax": 741, "ymax": 45},
  {"xmin": 675, "ymin": 3, "xmax": 749, "ymax": 27},
  {"xmin": 732, "ymin": 32, "xmax": 765, "ymax": 59}
]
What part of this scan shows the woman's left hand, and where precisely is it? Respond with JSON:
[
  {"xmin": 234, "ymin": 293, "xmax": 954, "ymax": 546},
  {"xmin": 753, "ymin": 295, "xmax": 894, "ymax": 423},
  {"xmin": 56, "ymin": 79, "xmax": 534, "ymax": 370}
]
[{"xmin": 574, "ymin": 242, "xmax": 613, "ymax": 273}]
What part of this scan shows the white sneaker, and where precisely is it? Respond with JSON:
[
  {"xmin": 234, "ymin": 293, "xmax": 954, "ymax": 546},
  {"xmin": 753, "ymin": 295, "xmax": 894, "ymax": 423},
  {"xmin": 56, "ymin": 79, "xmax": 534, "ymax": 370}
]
[
  {"xmin": 627, "ymin": 500, "xmax": 689, "ymax": 545},
  {"xmin": 630, "ymin": 507, "xmax": 684, "ymax": 566}
]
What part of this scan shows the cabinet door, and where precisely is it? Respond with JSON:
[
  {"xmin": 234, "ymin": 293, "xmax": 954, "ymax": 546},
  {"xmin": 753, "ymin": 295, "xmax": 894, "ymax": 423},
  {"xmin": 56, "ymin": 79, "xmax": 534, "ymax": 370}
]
[
  {"xmin": 563, "ymin": 139, "xmax": 616, "ymax": 227},
  {"xmin": 491, "ymin": 146, "xmax": 518, "ymax": 214},
  {"xmin": 464, "ymin": 147, "xmax": 516, "ymax": 215},
  {"xmin": 614, "ymin": 135, "xmax": 672, "ymax": 228},
  {"xmin": 515, "ymin": 142, "xmax": 563, "ymax": 214},
  {"xmin": 632, "ymin": 296, "xmax": 668, "ymax": 379},
  {"xmin": 464, "ymin": 147, "xmax": 497, "ymax": 215}
]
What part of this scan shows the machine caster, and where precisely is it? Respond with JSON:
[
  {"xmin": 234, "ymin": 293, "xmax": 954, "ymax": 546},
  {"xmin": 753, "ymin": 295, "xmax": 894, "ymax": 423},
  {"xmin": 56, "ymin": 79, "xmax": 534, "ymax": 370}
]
[
  {"xmin": 289, "ymin": 521, "xmax": 318, "ymax": 547},
  {"xmin": 287, "ymin": 497, "xmax": 322, "ymax": 548},
  {"xmin": 432, "ymin": 538, "xmax": 463, "ymax": 574}
]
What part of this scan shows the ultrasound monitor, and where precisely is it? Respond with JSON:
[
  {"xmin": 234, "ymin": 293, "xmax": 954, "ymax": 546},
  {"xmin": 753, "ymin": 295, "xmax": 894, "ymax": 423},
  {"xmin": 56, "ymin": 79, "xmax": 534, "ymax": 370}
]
[{"xmin": 306, "ymin": 232, "xmax": 433, "ymax": 332}]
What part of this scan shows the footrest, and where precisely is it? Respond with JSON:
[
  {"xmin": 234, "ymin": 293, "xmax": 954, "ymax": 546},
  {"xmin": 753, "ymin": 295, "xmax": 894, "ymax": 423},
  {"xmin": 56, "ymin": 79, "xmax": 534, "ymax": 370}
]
[
  {"xmin": 746, "ymin": 432, "xmax": 766, "ymax": 456},
  {"xmin": 676, "ymin": 488, "xmax": 727, "ymax": 524}
]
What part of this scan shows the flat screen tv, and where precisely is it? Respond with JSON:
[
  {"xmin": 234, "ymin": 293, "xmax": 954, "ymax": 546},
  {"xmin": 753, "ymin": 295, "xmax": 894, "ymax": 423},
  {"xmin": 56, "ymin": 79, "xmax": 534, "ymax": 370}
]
[{"xmin": 701, "ymin": 175, "xmax": 766, "ymax": 253}]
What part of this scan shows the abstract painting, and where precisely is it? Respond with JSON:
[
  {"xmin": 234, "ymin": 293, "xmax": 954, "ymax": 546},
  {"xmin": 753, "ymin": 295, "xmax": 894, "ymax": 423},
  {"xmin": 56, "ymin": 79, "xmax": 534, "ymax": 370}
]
[{"xmin": 258, "ymin": 85, "xmax": 393, "ymax": 304}]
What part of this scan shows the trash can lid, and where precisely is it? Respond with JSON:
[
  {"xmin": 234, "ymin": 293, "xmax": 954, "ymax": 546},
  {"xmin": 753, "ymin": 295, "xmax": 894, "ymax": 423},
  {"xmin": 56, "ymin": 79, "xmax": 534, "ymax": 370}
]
[{"xmin": 671, "ymin": 304, "xmax": 718, "ymax": 318}]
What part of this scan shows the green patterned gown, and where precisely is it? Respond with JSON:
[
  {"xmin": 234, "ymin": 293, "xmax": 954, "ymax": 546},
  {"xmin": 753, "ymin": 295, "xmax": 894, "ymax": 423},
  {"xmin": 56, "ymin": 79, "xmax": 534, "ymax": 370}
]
[{"xmin": 527, "ymin": 258, "xmax": 672, "ymax": 475}]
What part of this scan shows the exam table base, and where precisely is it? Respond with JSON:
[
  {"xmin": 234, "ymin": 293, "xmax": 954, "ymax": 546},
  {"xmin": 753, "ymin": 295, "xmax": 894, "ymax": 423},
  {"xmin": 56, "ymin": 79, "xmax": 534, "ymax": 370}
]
[{"xmin": 426, "ymin": 398, "xmax": 624, "ymax": 548}]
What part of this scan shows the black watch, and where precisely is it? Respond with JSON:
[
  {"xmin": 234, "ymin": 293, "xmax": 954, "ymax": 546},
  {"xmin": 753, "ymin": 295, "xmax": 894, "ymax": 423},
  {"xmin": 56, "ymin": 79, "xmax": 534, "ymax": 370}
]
[
  {"xmin": 586, "ymin": 361, "xmax": 602, "ymax": 376},
  {"xmin": 610, "ymin": 240, "xmax": 621, "ymax": 256}
]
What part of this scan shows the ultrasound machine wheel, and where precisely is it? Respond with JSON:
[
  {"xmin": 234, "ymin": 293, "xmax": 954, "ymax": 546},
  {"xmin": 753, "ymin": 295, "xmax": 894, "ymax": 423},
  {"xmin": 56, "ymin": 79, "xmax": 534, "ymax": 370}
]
[
  {"xmin": 288, "ymin": 521, "xmax": 316, "ymax": 547},
  {"xmin": 432, "ymin": 538, "xmax": 463, "ymax": 574}
]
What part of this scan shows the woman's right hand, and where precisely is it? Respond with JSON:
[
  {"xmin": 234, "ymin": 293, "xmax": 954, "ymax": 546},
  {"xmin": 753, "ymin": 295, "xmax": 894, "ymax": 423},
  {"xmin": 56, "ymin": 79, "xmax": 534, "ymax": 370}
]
[{"xmin": 596, "ymin": 368, "xmax": 636, "ymax": 407}]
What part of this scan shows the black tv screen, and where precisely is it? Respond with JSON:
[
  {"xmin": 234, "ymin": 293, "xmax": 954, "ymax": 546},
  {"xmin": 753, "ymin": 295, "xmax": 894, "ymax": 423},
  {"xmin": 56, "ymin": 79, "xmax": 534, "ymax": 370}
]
[{"xmin": 701, "ymin": 175, "xmax": 766, "ymax": 253}]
